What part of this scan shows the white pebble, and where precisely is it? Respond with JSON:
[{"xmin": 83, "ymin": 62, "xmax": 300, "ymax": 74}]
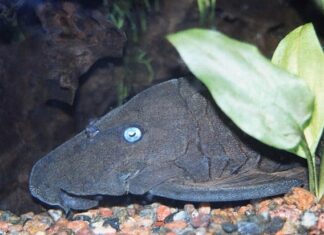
[
  {"xmin": 91, "ymin": 220, "xmax": 117, "ymax": 234},
  {"xmin": 173, "ymin": 211, "xmax": 188, "ymax": 221},
  {"xmin": 195, "ymin": 227, "xmax": 207, "ymax": 235},
  {"xmin": 48, "ymin": 209, "xmax": 63, "ymax": 222},
  {"xmin": 301, "ymin": 211, "xmax": 317, "ymax": 228}
]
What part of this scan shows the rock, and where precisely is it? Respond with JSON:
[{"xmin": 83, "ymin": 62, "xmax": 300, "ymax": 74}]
[
  {"xmin": 164, "ymin": 212, "xmax": 176, "ymax": 223},
  {"xmin": 284, "ymin": 187, "xmax": 316, "ymax": 210},
  {"xmin": 99, "ymin": 208, "xmax": 113, "ymax": 218},
  {"xmin": 277, "ymin": 220, "xmax": 298, "ymax": 235},
  {"xmin": 127, "ymin": 228, "xmax": 151, "ymax": 235},
  {"xmin": 317, "ymin": 213, "xmax": 324, "ymax": 232},
  {"xmin": 48, "ymin": 209, "xmax": 63, "ymax": 222},
  {"xmin": 164, "ymin": 220, "xmax": 187, "ymax": 231},
  {"xmin": 35, "ymin": 231, "xmax": 46, "ymax": 235},
  {"xmin": 264, "ymin": 216, "xmax": 285, "ymax": 234},
  {"xmin": 184, "ymin": 204, "xmax": 196, "ymax": 215},
  {"xmin": 248, "ymin": 213, "xmax": 270, "ymax": 225},
  {"xmin": 66, "ymin": 220, "xmax": 89, "ymax": 233},
  {"xmin": 34, "ymin": 1, "xmax": 126, "ymax": 103},
  {"xmin": 198, "ymin": 203, "xmax": 211, "ymax": 214},
  {"xmin": 178, "ymin": 227, "xmax": 197, "ymax": 235},
  {"xmin": 45, "ymin": 218, "xmax": 69, "ymax": 234},
  {"xmin": 120, "ymin": 217, "xmax": 137, "ymax": 232},
  {"xmin": 91, "ymin": 220, "xmax": 116, "ymax": 235},
  {"xmin": 157, "ymin": 205, "xmax": 171, "ymax": 222},
  {"xmin": 195, "ymin": 227, "xmax": 207, "ymax": 235},
  {"xmin": 112, "ymin": 207, "xmax": 129, "ymax": 223},
  {"xmin": 136, "ymin": 217, "xmax": 154, "ymax": 227},
  {"xmin": 208, "ymin": 222, "xmax": 224, "ymax": 234},
  {"xmin": 3, "ymin": 187, "xmax": 324, "ymax": 234},
  {"xmin": 211, "ymin": 209, "xmax": 233, "ymax": 224},
  {"xmin": 139, "ymin": 207, "xmax": 156, "ymax": 221},
  {"xmin": 0, "ymin": 221, "xmax": 9, "ymax": 233},
  {"xmin": 237, "ymin": 221, "xmax": 263, "ymax": 235},
  {"xmin": 0, "ymin": 0, "xmax": 126, "ymax": 215},
  {"xmin": 73, "ymin": 210, "xmax": 98, "ymax": 221},
  {"xmin": 270, "ymin": 205, "xmax": 301, "ymax": 222},
  {"xmin": 126, "ymin": 205, "xmax": 137, "ymax": 218},
  {"xmin": 259, "ymin": 211, "xmax": 270, "ymax": 222},
  {"xmin": 8, "ymin": 224, "xmax": 23, "ymax": 233},
  {"xmin": 173, "ymin": 211, "xmax": 189, "ymax": 222},
  {"xmin": 165, "ymin": 232, "xmax": 177, "ymax": 235},
  {"xmin": 221, "ymin": 222, "xmax": 238, "ymax": 233},
  {"xmin": 72, "ymin": 214, "xmax": 92, "ymax": 223},
  {"xmin": 256, "ymin": 199, "xmax": 271, "ymax": 214},
  {"xmin": 103, "ymin": 217, "xmax": 120, "ymax": 231},
  {"xmin": 20, "ymin": 212, "xmax": 35, "ymax": 224},
  {"xmin": 23, "ymin": 216, "xmax": 52, "ymax": 234},
  {"xmin": 238, "ymin": 205, "xmax": 254, "ymax": 218},
  {"xmin": 301, "ymin": 211, "xmax": 317, "ymax": 229},
  {"xmin": 0, "ymin": 210, "xmax": 19, "ymax": 223},
  {"xmin": 190, "ymin": 210, "xmax": 210, "ymax": 228}
]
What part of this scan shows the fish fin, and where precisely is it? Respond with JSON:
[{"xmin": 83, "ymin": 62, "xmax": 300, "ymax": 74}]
[
  {"xmin": 59, "ymin": 190, "xmax": 99, "ymax": 212},
  {"xmin": 175, "ymin": 145, "xmax": 210, "ymax": 182},
  {"xmin": 149, "ymin": 167, "xmax": 306, "ymax": 202}
]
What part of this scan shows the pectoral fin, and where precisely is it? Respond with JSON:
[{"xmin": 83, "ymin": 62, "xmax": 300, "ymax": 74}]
[
  {"xmin": 149, "ymin": 167, "xmax": 306, "ymax": 202},
  {"xmin": 59, "ymin": 190, "xmax": 99, "ymax": 213},
  {"xmin": 128, "ymin": 162, "xmax": 185, "ymax": 195}
]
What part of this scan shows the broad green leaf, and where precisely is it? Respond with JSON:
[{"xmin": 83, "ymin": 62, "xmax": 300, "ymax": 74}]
[
  {"xmin": 272, "ymin": 23, "xmax": 324, "ymax": 158},
  {"xmin": 167, "ymin": 29, "xmax": 313, "ymax": 155}
]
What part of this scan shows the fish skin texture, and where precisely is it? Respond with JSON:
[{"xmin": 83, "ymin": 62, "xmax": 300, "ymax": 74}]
[{"xmin": 29, "ymin": 78, "xmax": 306, "ymax": 212}]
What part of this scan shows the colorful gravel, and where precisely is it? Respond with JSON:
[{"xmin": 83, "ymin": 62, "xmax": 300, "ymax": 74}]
[{"xmin": 1, "ymin": 187, "xmax": 324, "ymax": 234}]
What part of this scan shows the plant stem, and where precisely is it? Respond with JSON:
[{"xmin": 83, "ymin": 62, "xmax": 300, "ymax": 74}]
[
  {"xmin": 318, "ymin": 143, "xmax": 324, "ymax": 199},
  {"xmin": 209, "ymin": 0, "xmax": 216, "ymax": 24},
  {"xmin": 301, "ymin": 136, "xmax": 318, "ymax": 197}
]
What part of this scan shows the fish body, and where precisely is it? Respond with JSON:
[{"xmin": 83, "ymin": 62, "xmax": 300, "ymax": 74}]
[{"xmin": 29, "ymin": 78, "xmax": 305, "ymax": 211}]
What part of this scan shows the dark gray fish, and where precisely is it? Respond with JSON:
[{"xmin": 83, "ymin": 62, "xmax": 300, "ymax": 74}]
[{"xmin": 29, "ymin": 78, "xmax": 305, "ymax": 212}]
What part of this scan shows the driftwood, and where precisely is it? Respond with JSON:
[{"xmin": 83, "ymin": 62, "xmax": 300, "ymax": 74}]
[{"xmin": 0, "ymin": 0, "xmax": 125, "ymax": 213}]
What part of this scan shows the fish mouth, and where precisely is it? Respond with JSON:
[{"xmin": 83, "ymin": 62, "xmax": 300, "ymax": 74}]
[
  {"xmin": 58, "ymin": 189, "xmax": 100, "ymax": 213},
  {"xmin": 29, "ymin": 156, "xmax": 99, "ymax": 212}
]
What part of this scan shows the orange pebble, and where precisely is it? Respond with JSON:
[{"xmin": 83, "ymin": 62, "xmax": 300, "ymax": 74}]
[
  {"xmin": 0, "ymin": 221, "xmax": 9, "ymax": 232},
  {"xmin": 164, "ymin": 220, "xmax": 187, "ymax": 230},
  {"xmin": 156, "ymin": 205, "xmax": 171, "ymax": 221},
  {"xmin": 284, "ymin": 187, "xmax": 316, "ymax": 210},
  {"xmin": 166, "ymin": 232, "xmax": 177, "ymax": 235},
  {"xmin": 154, "ymin": 221, "xmax": 164, "ymax": 227},
  {"xmin": 99, "ymin": 208, "xmax": 113, "ymax": 217},
  {"xmin": 66, "ymin": 220, "xmax": 89, "ymax": 233},
  {"xmin": 275, "ymin": 231, "xmax": 284, "ymax": 235},
  {"xmin": 23, "ymin": 219, "xmax": 51, "ymax": 234},
  {"xmin": 257, "ymin": 200, "xmax": 271, "ymax": 213}
]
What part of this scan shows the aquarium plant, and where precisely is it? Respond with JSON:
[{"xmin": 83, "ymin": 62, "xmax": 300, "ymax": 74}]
[{"xmin": 167, "ymin": 23, "xmax": 324, "ymax": 199}]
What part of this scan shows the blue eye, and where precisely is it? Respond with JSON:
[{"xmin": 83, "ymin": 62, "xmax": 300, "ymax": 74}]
[{"xmin": 123, "ymin": 127, "xmax": 142, "ymax": 143}]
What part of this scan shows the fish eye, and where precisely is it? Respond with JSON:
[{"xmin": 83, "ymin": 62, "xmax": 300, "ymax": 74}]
[{"xmin": 123, "ymin": 127, "xmax": 142, "ymax": 143}]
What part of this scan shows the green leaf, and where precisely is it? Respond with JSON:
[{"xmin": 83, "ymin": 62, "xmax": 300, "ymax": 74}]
[
  {"xmin": 167, "ymin": 29, "xmax": 314, "ymax": 155},
  {"xmin": 272, "ymin": 23, "xmax": 324, "ymax": 158}
]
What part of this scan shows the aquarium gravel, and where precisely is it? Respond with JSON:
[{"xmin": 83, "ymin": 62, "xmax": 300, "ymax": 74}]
[{"xmin": 1, "ymin": 188, "xmax": 324, "ymax": 235}]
